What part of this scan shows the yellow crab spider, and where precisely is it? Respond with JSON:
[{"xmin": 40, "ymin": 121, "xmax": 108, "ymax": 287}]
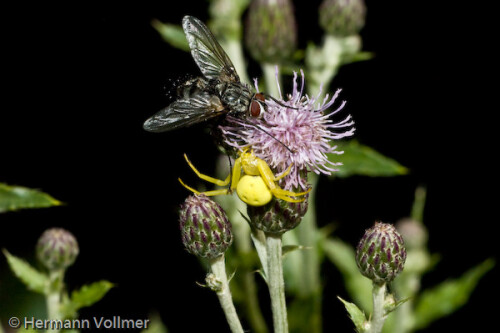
[{"xmin": 178, "ymin": 149, "xmax": 311, "ymax": 206}]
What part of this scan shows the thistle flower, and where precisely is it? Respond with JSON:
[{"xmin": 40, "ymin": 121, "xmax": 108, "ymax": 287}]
[
  {"xmin": 220, "ymin": 69, "xmax": 355, "ymax": 191},
  {"xmin": 179, "ymin": 195, "xmax": 233, "ymax": 259},
  {"xmin": 36, "ymin": 228, "xmax": 79, "ymax": 271}
]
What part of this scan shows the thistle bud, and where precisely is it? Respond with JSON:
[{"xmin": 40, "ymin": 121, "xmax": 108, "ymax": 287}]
[
  {"xmin": 356, "ymin": 222, "xmax": 406, "ymax": 284},
  {"xmin": 36, "ymin": 228, "xmax": 79, "ymax": 271},
  {"xmin": 396, "ymin": 218, "xmax": 428, "ymax": 250},
  {"xmin": 179, "ymin": 195, "xmax": 233, "ymax": 259},
  {"xmin": 247, "ymin": 196, "xmax": 308, "ymax": 235},
  {"xmin": 245, "ymin": 0, "xmax": 297, "ymax": 63},
  {"xmin": 319, "ymin": 0, "xmax": 366, "ymax": 37}
]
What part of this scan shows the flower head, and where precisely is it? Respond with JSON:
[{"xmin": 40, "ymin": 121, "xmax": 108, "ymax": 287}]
[
  {"xmin": 356, "ymin": 222, "xmax": 407, "ymax": 284},
  {"xmin": 245, "ymin": 0, "xmax": 297, "ymax": 63},
  {"xmin": 179, "ymin": 195, "xmax": 233, "ymax": 259},
  {"xmin": 36, "ymin": 228, "xmax": 79, "ymax": 271},
  {"xmin": 319, "ymin": 0, "xmax": 366, "ymax": 37},
  {"xmin": 220, "ymin": 69, "xmax": 355, "ymax": 190}
]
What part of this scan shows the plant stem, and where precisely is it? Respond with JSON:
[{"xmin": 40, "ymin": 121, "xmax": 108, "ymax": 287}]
[
  {"xmin": 223, "ymin": 39, "xmax": 250, "ymax": 84},
  {"xmin": 262, "ymin": 63, "xmax": 280, "ymax": 98},
  {"xmin": 266, "ymin": 234, "xmax": 288, "ymax": 333},
  {"xmin": 369, "ymin": 282, "xmax": 387, "ymax": 333},
  {"xmin": 227, "ymin": 197, "xmax": 269, "ymax": 333},
  {"xmin": 214, "ymin": 158, "xmax": 268, "ymax": 333},
  {"xmin": 46, "ymin": 269, "xmax": 64, "ymax": 332},
  {"xmin": 209, "ymin": 255, "xmax": 245, "ymax": 333}
]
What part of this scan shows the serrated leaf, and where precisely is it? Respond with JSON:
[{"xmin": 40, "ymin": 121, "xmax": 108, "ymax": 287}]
[
  {"xmin": 3, "ymin": 249, "xmax": 48, "ymax": 294},
  {"xmin": 151, "ymin": 20, "xmax": 189, "ymax": 51},
  {"xmin": 0, "ymin": 183, "xmax": 61, "ymax": 213},
  {"xmin": 329, "ymin": 140, "xmax": 408, "ymax": 178},
  {"xmin": 338, "ymin": 296, "xmax": 367, "ymax": 332},
  {"xmin": 413, "ymin": 258, "xmax": 495, "ymax": 329},
  {"xmin": 63, "ymin": 280, "xmax": 114, "ymax": 317},
  {"xmin": 322, "ymin": 237, "xmax": 372, "ymax": 311}
]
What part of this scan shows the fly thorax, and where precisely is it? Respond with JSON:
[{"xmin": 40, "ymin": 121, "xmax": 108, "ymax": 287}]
[{"xmin": 221, "ymin": 84, "xmax": 252, "ymax": 114}]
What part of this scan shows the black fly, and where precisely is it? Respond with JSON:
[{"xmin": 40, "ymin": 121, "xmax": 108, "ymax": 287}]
[{"xmin": 143, "ymin": 16, "xmax": 267, "ymax": 133}]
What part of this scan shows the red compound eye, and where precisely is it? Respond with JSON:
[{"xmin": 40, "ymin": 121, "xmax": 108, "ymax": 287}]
[{"xmin": 250, "ymin": 100, "xmax": 262, "ymax": 117}]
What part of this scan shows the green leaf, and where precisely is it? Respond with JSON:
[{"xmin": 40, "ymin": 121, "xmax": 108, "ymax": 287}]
[
  {"xmin": 322, "ymin": 237, "xmax": 372, "ymax": 311},
  {"xmin": 141, "ymin": 313, "xmax": 168, "ymax": 333},
  {"xmin": 282, "ymin": 244, "xmax": 308, "ymax": 257},
  {"xmin": 63, "ymin": 280, "xmax": 114, "ymax": 317},
  {"xmin": 151, "ymin": 20, "xmax": 189, "ymax": 51},
  {"xmin": 348, "ymin": 51, "xmax": 375, "ymax": 63},
  {"xmin": 338, "ymin": 296, "xmax": 367, "ymax": 333},
  {"xmin": 330, "ymin": 140, "xmax": 408, "ymax": 178},
  {"xmin": 384, "ymin": 296, "xmax": 411, "ymax": 315},
  {"xmin": 0, "ymin": 183, "xmax": 61, "ymax": 213},
  {"xmin": 413, "ymin": 258, "xmax": 495, "ymax": 330},
  {"xmin": 3, "ymin": 249, "xmax": 48, "ymax": 294}
]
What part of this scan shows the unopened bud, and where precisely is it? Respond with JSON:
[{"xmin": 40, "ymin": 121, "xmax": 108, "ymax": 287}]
[
  {"xmin": 319, "ymin": 0, "xmax": 366, "ymax": 36},
  {"xmin": 396, "ymin": 218, "xmax": 428, "ymax": 249},
  {"xmin": 247, "ymin": 195, "xmax": 308, "ymax": 235},
  {"xmin": 36, "ymin": 228, "xmax": 79, "ymax": 271},
  {"xmin": 245, "ymin": 0, "xmax": 297, "ymax": 63},
  {"xmin": 356, "ymin": 222, "xmax": 406, "ymax": 284},
  {"xmin": 179, "ymin": 195, "xmax": 233, "ymax": 259}
]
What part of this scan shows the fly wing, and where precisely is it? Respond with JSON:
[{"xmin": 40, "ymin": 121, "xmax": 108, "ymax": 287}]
[
  {"xmin": 143, "ymin": 92, "xmax": 226, "ymax": 132},
  {"xmin": 182, "ymin": 16, "xmax": 239, "ymax": 82}
]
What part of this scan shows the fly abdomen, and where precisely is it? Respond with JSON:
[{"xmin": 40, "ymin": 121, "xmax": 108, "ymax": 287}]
[{"xmin": 177, "ymin": 77, "xmax": 209, "ymax": 99}]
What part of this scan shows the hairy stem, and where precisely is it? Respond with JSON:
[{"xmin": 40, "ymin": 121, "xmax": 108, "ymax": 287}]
[
  {"xmin": 46, "ymin": 269, "xmax": 64, "ymax": 332},
  {"xmin": 209, "ymin": 255, "xmax": 245, "ymax": 333},
  {"xmin": 266, "ymin": 234, "xmax": 288, "ymax": 333},
  {"xmin": 369, "ymin": 282, "xmax": 387, "ymax": 333}
]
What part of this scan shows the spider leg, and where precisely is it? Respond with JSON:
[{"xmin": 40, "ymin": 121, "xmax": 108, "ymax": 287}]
[
  {"xmin": 273, "ymin": 163, "xmax": 293, "ymax": 181},
  {"xmin": 255, "ymin": 158, "xmax": 311, "ymax": 202},
  {"xmin": 184, "ymin": 154, "xmax": 231, "ymax": 186},
  {"xmin": 178, "ymin": 178, "xmax": 231, "ymax": 197},
  {"xmin": 271, "ymin": 187, "xmax": 311, "ymax": 203},
  {"xmin": 229, "ymin": 156, "xmax": 242, "ymax": 192},
  {"xmin": 273, "ymin": 193, "xmax": 307, "ymax": 203}
]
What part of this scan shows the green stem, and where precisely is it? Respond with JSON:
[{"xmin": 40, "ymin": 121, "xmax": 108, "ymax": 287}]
[
  {"xmin": 214, "ymin": 158, "xmax": 269, "ymax": 333},
  {"xmin": 223, "ymin": 39, "xmax": 250, "ymax": 84},
  {"xmin": 46, "ymin": 269, "xmax": 64, "ymax": 332},
  {"xmin": 369, "ymin": 282, "xmax": 387, "ymax": 333},
  {"xmin": 392, "ymin": 292, "xmax": 413, "ymax": 333},
  {"xmin": 232, "ymin": 201, "xmax": 269, "ymax": 333},
  {"xmin": 282, "ymin": 173, "xmax": 322, "ymax": 333},
  {"xmin": 296, "ymin": 173, "xmax": 320, "ymax": 297},
  {"xmin": 410, "ymin": 186, "xmax": 427, "ymax": 223},
  {"xmin": 241, "ymin": 272, "xmax": 269, "ymax": 333},
  {"xmin": 209, "ymin": 255, "xmax": 245, "ymax": 333},
  {"xmin": 262, "ymin": 63, "xmax": 280, "ymax": 98},
  {"xmin": 306, "ymin": 34, "xmax": 343, "ymax": 101},
  {"xmin": 265, "ymin": 234, "xmax": 288, "ymax": 333}
]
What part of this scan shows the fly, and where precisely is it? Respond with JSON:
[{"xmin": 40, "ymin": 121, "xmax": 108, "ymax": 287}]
[{"xmin": 143, "ymin": 16, "xmax": 267, "ymax": 133}]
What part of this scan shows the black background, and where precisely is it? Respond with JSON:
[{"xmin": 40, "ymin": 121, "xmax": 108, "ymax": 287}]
[{"xmin": 0, "ymin": 1, "xmax": 497, "ymax": 332}]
